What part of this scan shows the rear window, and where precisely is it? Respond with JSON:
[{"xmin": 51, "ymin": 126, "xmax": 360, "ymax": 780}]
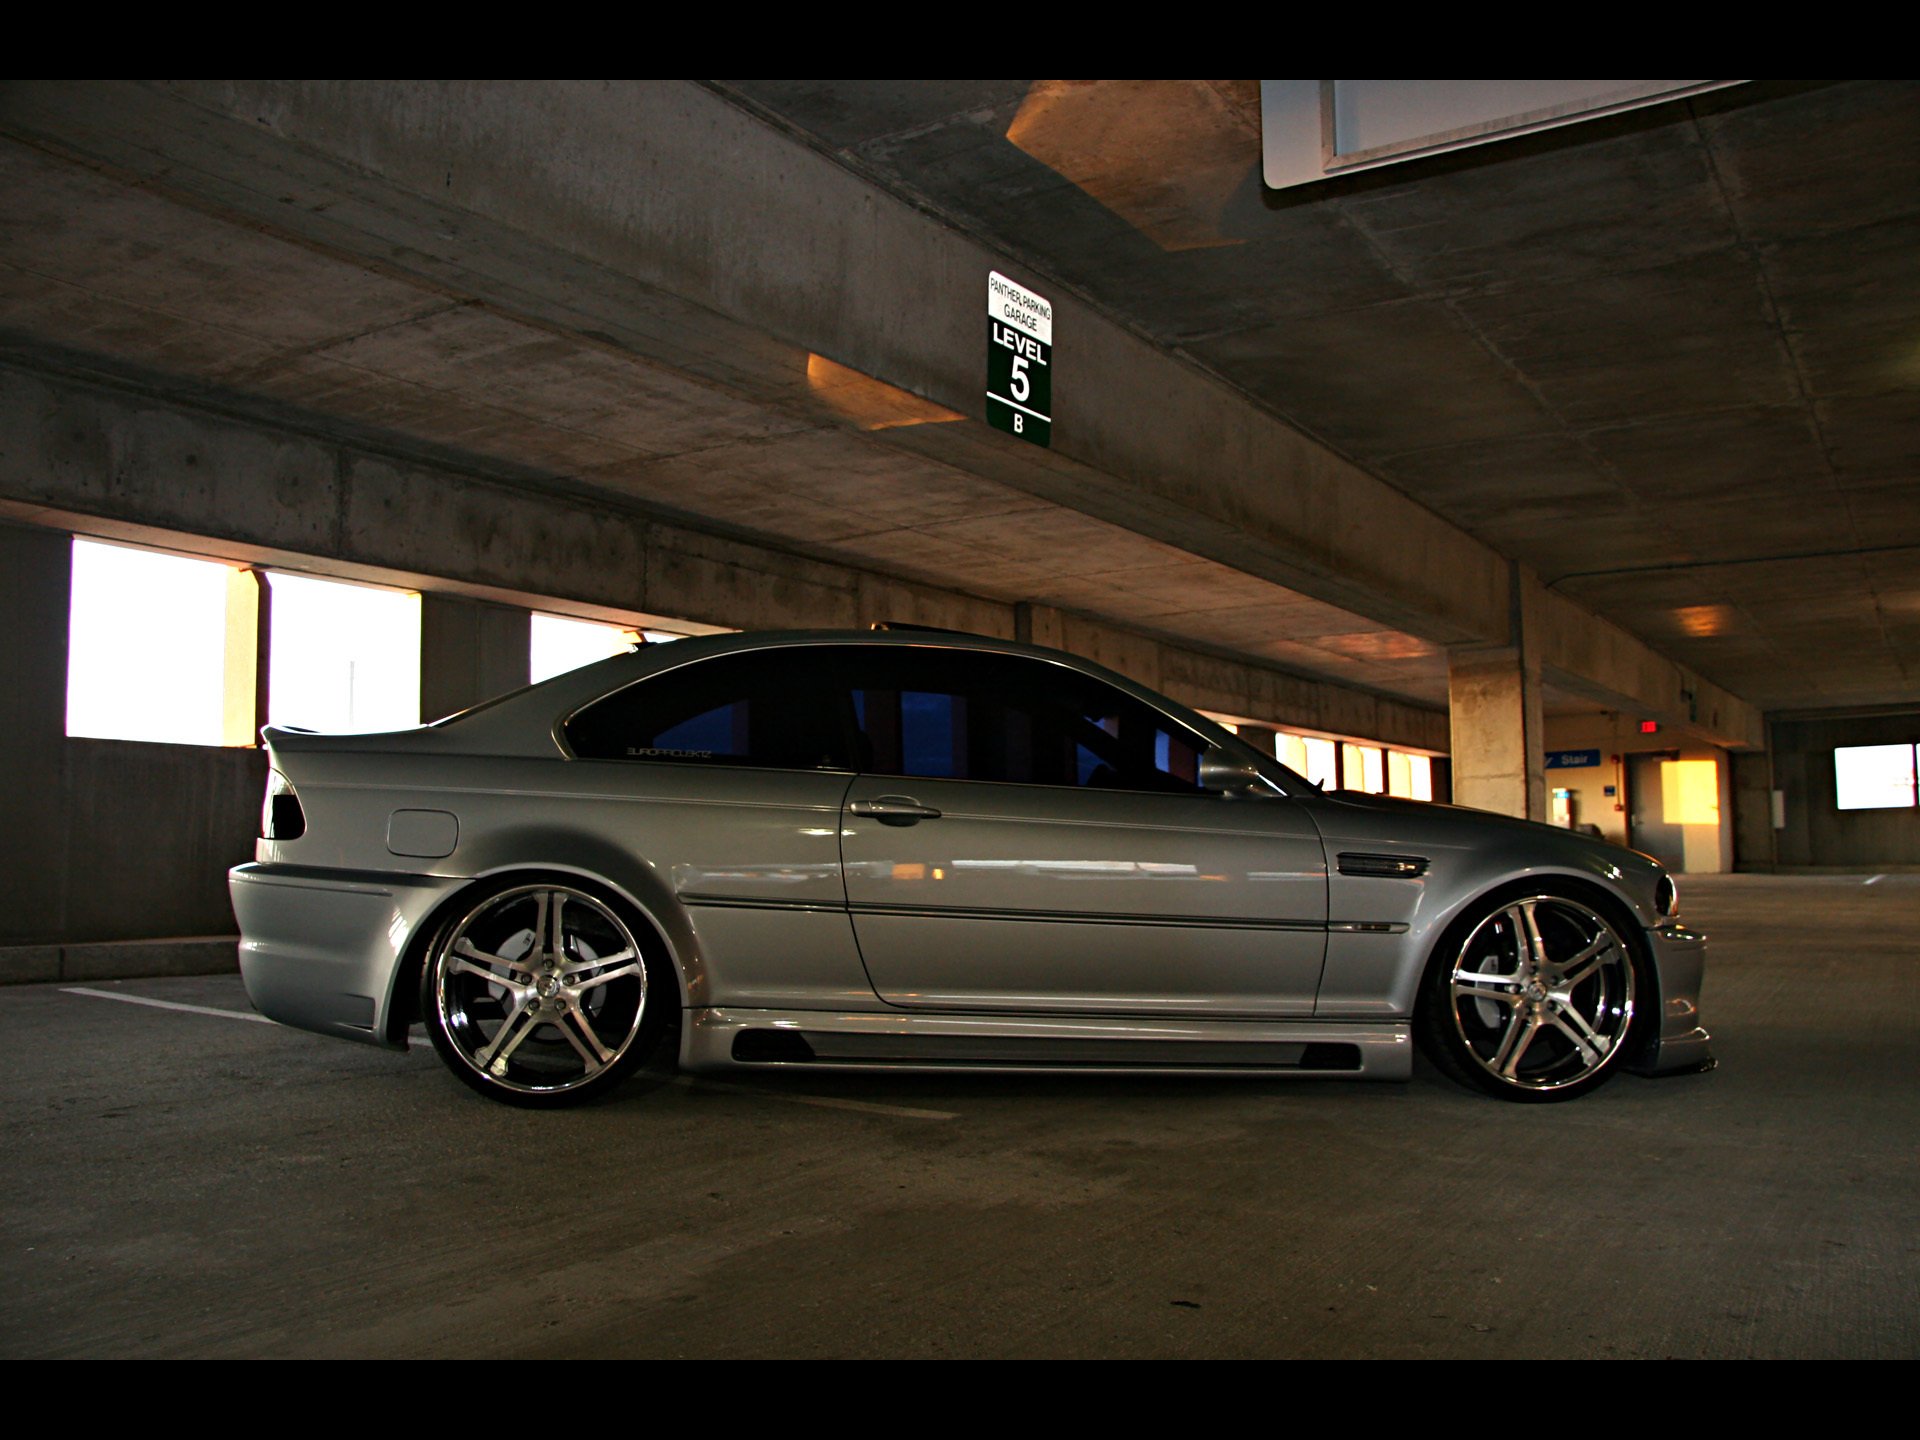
[{"xmin": 564, "ymin": 649, "xmax": 853, "ymax": 770}]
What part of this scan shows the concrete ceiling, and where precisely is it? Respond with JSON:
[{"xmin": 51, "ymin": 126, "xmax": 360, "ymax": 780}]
[
  {"xmin": 714, "ymin": 80, "xmax": 1920, "ymax": 713},
  {"xmin": 0, "ymin": 87, "xmax": 1454, "ymax": 709},
  {"xmin": 0, "ymin": 80, "xmax": 1911, "ymax": 731}
]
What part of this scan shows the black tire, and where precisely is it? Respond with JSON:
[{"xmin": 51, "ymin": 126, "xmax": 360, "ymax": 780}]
[
  {"xmin": 420, "ymin": 875, "xmax": 667, "ymax": 1108},
  {"xmin": 1415, "ymin": 885, "xmax": 1648, "ymax": 1103}
]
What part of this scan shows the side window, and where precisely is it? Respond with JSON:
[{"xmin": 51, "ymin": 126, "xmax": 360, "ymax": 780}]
[
  {"xmin": 846, "ymin": 648, "xmax": 1208, "ymax": 793},
  {"xmin": 564, "ymin": 649, "xmax": 854, "ymax": 770}
]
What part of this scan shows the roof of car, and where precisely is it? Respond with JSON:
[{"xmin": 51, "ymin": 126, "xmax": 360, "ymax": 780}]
[{"xmin": 264, "ymin": 626, "xmax": 1236, "ymax": 760}]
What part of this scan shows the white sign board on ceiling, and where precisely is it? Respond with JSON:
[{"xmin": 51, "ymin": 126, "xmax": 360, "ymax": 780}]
[{"xmin": 1260, "ymin": 80, "xmax": 1748, "ymax": 192}]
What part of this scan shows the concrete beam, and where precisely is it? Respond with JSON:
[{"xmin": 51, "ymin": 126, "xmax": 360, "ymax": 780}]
[
  {"xmin": 1532, "ymin": 581, "xmax": 1764, "ymax": 750},
  {"xmin": 0, "ymin": 363, "xmax": 1447, "ymax": 754},
  {"xmin": 0, "ymin": 80, "xmax": 1507, "ymax": 641}
]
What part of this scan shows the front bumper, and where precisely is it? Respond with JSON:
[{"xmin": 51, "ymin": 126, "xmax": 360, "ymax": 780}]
[
  {"xmin": 1629, "ymin": 920, "xmax": 1715, "ymax": 1076},
  {"xmin": 230, "ymin": 863, "xmax": 465, "ymax": 1049}
]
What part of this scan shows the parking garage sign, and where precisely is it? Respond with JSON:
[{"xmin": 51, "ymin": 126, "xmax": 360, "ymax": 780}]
[{"xmin": 988, "ymin": 271, "xmax": 1051, "ymax": 447}]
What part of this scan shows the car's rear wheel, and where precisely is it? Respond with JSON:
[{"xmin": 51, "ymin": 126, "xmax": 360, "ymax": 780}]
[
  {"xmin": 1417, "ymin": 889, "xmax": 1644, "ymax": 1102},
  {"xmin": 422, "ymin": 878, "xmax": 664, "ymax": 1107}
]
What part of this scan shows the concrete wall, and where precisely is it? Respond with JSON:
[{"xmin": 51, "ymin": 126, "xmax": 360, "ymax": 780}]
[
  {"xmin": 0, "ymin": 523, "xmax": 265, "ymax": 951},
  {"xmin": 1771, "ymin": 711, "xmax": 1920, "ymax": 869}
]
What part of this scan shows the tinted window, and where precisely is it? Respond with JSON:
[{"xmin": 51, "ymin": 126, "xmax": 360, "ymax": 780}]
[
  {"xmin": 845, "ymin": 648, "xmax": 1208, "ymax": 793},
  {"xmin": 565, "ymin": 649, "xmax": 854, "ymax": 770}
]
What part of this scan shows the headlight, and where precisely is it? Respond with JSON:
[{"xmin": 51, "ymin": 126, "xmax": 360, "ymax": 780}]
[{"xmin": 1655, "ymin": 872, "xmax": 1678, "ymax": 917}]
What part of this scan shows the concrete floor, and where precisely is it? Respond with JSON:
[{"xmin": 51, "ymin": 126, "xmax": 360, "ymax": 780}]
[{"xmin": 1, "ymin": 874, "xmax": 1913, "ymax": 1359}]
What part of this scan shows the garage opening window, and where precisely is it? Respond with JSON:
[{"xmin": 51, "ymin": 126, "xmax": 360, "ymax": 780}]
[
  {"xmin": 267, "ymin": 572, "xmax": 420, "ymax": 733},
  {"xmin": 66, "ymin": 538, "xmax": 259, "ymax": 746},
  {"xmin": 531, "ymin": 614, "xmax": 644, "ymax": 683},
  {"xmin": 1388, "ymin": 750, "xmax": 1434, "ymax": 801},
  {"xmin": 530, "ymin": 614, "xmax": 698, "ymax": 683},
  {"xmin": 1833, "ymin": 744, "xmax": 1918, "ymax": 810},
  {"xmin": 1342, "ymin": 743, "xmax": 1386, "ymax": 794},
  {"xmin": 1276, "ymin": 732, "xmax": 1338, "ymax": 790}
]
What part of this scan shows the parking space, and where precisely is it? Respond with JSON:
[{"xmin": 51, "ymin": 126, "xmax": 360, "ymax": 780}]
[{"xmin": 2, "ymin": 874, "xmax": 1914, "ymax": 1359}]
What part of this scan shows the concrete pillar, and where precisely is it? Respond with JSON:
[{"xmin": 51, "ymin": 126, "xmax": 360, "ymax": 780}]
[
  {"xmin": 420, "ymin": 594, "xmax": 530, "ymax": 722},
  {"xmin": 1447, "ymin": 567, "xmax": 1545, "ymax": 820},
  {"xmin": 249, "ymin": 566, "xmax": 273, "ymax": 744},
  {"xmin": 0, "ymin": 523, "xmax": 72, "ymax": 943},
  {"xmin": 1729, "ymin": 748, "xmax": 1778, "ymax": 872},
  {"xmin": 1014, "ymin": 601, "xmax": 1065, "ymax": 651}
]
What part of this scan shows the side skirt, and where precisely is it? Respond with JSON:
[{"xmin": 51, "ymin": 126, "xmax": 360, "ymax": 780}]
[{"xmin": 682, "ymin": 1008, "xmax": 1412, "ymax": 1080}]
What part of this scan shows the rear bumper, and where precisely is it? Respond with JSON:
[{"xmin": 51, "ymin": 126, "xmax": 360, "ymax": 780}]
[
  {"xmin": 230, "ymin": 862, "xmax": 464, "ymax": 1049},
  {"xmin": 1631, "ymin": 921, "xmax": 1715, "ymax": 1077}
]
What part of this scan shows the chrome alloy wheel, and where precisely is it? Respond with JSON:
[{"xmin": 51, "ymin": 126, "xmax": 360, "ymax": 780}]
[
  {"xmin": 1447, "ymin": 895, "xmax": 1636, "ymax": 1093},
  {"xmin": 428, "ymin": 883, "xmax": 651, "ymax": 1101}
]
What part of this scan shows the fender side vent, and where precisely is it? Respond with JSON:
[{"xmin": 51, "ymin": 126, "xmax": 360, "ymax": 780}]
[
  {"xmin": 1338, "ymin": 852, "xmax": 1429, "ymax": 878},
  {"xmin": 732, "ymin": 1029, "xmax": 816, "ymax": 1063}
]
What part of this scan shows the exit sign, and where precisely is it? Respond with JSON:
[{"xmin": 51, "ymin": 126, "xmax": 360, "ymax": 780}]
[{"xmin": 987, "ymin": 270, "xmax": 1051, "ymax": 447}]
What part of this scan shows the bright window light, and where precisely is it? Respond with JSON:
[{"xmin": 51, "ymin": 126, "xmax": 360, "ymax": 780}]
[
  {"xmin": 1276, "ymin": 732, "xmax": 1310, "ymax": 775},
  {"xmin": 1387, "ymin": 749, "xmax": 1413, "ymax": 798},
  {"xmin": 67, "ymin": 538, "xmax": 257, "ymax": 746},
  {"xmin": 1661, "ymin": 758, "xmax": 1722, "ymax": 825},
  {"xmin": 1383, "ymin": 751, "xmax": 1435, "ymax": 801},
  {"xmin": 530, "ymin": 613, "xmax": 643, "ymax": 683},
  {"xmin": 1301, "ymin": 736, "xmax": 1337, "ymax": 789},
  {"xmin": 1343, "ymin": 743, "xmax": 1385, "ymax": 794},
  {"xmin": 267, "ymin": 572, "xmax": 419, "ymax": 733},
  {"xmin": 1406, "ymin": 753, "xmax": 1433, "ymax": 802},
  {"xmin": 1275, "ymin": 731, "xmax": 1337, "ymax": 791},
  {"xmin": 1834, "ymin": 744, "xmax": 1917, "ymax": 811}
]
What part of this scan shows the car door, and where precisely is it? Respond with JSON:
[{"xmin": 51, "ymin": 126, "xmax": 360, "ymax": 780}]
[
  {"xmin": 560, "ymin": 645, "xmax": 867, "ymax": 1009},
  {"xmin": 836, "ymin": 646, "xmax": 1329, "ymax": 1016}
]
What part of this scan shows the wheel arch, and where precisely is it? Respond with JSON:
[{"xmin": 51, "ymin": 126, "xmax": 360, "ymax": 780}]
[
  {"xmin": 1430, "ymin": 870, "xmax": 1646, "ymax": 959},
  {"xmin": 381, "ymin": 842, "xmax": 699, "ymax": 1048},
  {"xmin": 1413, "ymin": 870, "xmax": 1658, "ymax": 1097},
  {"xmin": 1414, "ymin": 869, "xmax": 1655, "ymax": 1013}
]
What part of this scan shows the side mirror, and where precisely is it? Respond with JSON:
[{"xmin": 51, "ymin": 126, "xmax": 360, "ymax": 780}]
[{"xmin": 1199, "ymin": 753, "xmax": 1267, "ymax": 796}]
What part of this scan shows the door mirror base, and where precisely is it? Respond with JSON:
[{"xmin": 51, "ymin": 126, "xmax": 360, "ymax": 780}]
[{"xmin": 1199, "ymin": 754, "xmax": 1268, "ymax": 796}]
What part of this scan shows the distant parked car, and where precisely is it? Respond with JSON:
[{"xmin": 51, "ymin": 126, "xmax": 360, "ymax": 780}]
[{"xmin": 232, "ymin": 628, "xmax": 1712, "ymax": 1106}]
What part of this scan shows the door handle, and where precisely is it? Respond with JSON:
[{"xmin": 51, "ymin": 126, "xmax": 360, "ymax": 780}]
[{"xmin": 849, "ymin": 796, "xmax": 943, "ymax": 826}]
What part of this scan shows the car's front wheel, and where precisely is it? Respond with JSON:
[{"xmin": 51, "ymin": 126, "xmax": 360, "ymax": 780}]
[
  {"xmin": 1416, "ymin": 888, "xmax": 1645, "ymax": 1102},
  {"xmin": 422, "ymin": 878, "xmax": 665, "ymax": 1107}
]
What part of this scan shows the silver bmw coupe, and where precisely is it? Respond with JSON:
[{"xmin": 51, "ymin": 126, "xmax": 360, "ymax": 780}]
[{"xmin": 231, "ymin": 627, "xmax": 1712, "ymax": 1107}]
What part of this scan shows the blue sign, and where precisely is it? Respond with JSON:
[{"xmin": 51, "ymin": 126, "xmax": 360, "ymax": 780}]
[{"xmin": 1546, "ymin": 749, "xmax": 1602, "ymax": 770}]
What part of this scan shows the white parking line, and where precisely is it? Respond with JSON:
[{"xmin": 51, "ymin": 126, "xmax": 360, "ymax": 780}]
[
  {"xmin": 1864, "ymin": 874, "xmax": 1884, "ymax": 885},
  {"xmin": 62, "ymin": 987, "xmax": 274, "ymax": 1024},
  {"xmin": 669, "ymin": 1075, "xmax": 956, "ymax": 1122}
]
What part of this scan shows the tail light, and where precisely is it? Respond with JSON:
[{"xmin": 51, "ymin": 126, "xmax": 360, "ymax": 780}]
[{"xmin": 262, "ymin": 769, "xmax": 306, "ymax": 841}]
